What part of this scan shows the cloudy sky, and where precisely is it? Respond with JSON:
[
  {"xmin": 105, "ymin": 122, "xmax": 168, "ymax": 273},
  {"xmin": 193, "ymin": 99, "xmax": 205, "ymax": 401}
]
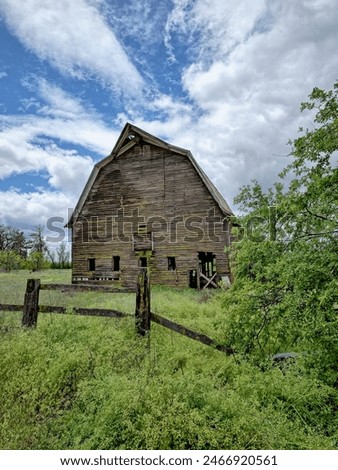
[{"xmin": 0, "ymin": 0, "xmax": 337, "ymax": 232}]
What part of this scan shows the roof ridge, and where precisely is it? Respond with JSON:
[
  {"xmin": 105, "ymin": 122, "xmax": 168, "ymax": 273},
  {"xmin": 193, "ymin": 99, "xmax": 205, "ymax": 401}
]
[{"xmin": 66, "ymin": 123, "xmax": 233, "ymax": 227}]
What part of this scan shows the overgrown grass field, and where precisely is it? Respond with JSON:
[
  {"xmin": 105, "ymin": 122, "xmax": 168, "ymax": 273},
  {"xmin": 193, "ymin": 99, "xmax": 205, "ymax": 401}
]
[{"xmin": 0, "ymin": 270, "xmax": 336, "ymax": 449}]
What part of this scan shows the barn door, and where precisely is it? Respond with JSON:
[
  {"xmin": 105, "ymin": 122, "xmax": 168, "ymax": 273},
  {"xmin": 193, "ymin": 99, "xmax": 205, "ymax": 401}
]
[{"xmin": 198, "ymin": 252, "xmax": 217, "ymax": 289}]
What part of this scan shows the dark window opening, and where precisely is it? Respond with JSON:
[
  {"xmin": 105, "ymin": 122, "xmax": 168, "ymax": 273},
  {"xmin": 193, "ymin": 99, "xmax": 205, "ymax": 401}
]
[
  {"xmin": 198, "ymin": 252, "xmax": 216, "ymax": 277},
  {"xmin": 168, "ymin": 256, "xmax": 176, "ymax": 271},
  {"xmin": 112, "ymin": 256, "xmax": 120, "ymax": 271},
  {"xmin": 189, "ymin": 269, "xmax": 197, "ymax": 288},
  {"xmin": 87, "ymin": 258, "xmax": 95, "ymax": 271},
  {"xmin": 139, "ymin": 257, "xmax": 147, "ymax": 268},
  {"xmin": 138, "ymin": 224, "xmax": 147, "ymax": 234},
  {"xmin": 198, "ymin": 252, "xmax": 217, "ymax": 288}
]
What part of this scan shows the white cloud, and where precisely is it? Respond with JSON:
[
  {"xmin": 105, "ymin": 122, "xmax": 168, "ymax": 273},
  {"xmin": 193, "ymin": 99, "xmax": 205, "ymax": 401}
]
[
  {"xmin": 45, "ymin": 147, "xmax": 94, "ymax": 195},
  {"xmin": 165, "ymin": 0, "xmax": 267, "ymax": 63},
  {"xmin": 103, "ymin": 0, "xmax": 169, "ymax": 48},
  {"xmin": 34, "ymin": 78, "xmax": 89, "ymax": 119},
  {"xmin": 1, "ymin": 77, "xmax": 119, "ymax": 156},
  {"xmin": 0, "ymin": 0, "xmax": 144, "ymax": 96},
  {"xmin": 0, "ymin": 77, "xmax": 123, "ymax": 228},
  {"xmin": 149, "ymin": 93, "xmax": 193, "ymax": 118},
  {"xmin": 164, "ymin": 0, "xmax": 194, "ymax": 63},
  {"xmin": 0, "ymin": 128, "xmax": 94, "ymax": 196},
  {"xmin": 181, "ymin": 0, "xmax": 338, "ymax": 107},
  {"xmin": 0, "ymin": 78, "xmax": 121, "ymax": 202},
  {"xmin": 165, "ymin": 0, "xmax": 338, "ymax": 203},
  {"xmin": 0, "ymin": 188, "xmax": 72, "ymax": 233}
]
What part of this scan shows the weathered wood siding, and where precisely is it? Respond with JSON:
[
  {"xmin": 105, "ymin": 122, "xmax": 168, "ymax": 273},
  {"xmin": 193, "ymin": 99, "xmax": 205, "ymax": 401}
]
[{"xmin": 72, "ymin": 143, "xmax": 231, "ymax": 288}]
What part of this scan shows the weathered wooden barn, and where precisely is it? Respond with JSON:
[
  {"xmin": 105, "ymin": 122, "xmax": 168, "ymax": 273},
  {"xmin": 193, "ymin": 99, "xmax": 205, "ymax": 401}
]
[{"xmin": 67, "ymin": 123, "xmax": 234, "ymax": 289}]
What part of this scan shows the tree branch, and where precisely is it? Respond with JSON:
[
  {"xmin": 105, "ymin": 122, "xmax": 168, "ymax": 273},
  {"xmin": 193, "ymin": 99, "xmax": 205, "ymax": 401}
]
[{"xmin": 304, "ymin": 206, "xmax": 335, "ymax": 222}]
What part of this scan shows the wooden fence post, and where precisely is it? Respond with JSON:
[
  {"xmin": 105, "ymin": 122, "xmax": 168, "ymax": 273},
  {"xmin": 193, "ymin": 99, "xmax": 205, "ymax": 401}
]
[
  {"xmin": 135, "ymin": 268, "xmax": 150, "ymax": 336},
  {"xmin": 22, "ymin": 279, "xmax": 40, "ymax": 327}
]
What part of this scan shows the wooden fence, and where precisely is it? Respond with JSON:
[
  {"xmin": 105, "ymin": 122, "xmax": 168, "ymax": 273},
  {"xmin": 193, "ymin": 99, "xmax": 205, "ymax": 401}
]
[{"xmin": 0, "ymin": 269, "xmax": 234, "ymax": 355}]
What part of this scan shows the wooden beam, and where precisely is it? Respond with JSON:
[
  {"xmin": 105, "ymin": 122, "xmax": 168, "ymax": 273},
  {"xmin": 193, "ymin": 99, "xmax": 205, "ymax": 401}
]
[
  {"xmin": 151, "ymin": 312, "xmax": 234, "ymax": 355},
  {"xmin": 200, "ymin": 272, "xmax": 218, "ymax": 289},
  {"xmin": 0, "ymin": 304, "xmax": 24, "ymax": 312},
  {"xmin": 196, "ymin": 262, "xmax": 201, "ymax": 290},
  {"xmin": 40, "ymin": 283, "xmax": 133, "ymax": 293},
  {"xmin": 39, "ymin": 305, "xmax": 129, "ymax": 318},
  {"xmin": 201, "ymin": 272, "xmax": 218, "ymax": 289}
]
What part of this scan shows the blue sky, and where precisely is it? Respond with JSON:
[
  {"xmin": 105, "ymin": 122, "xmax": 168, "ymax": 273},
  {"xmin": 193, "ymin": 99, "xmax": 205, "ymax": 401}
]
[{"xmin": 0, "ymin": 0, "xmax": 337, "ymax": 232}]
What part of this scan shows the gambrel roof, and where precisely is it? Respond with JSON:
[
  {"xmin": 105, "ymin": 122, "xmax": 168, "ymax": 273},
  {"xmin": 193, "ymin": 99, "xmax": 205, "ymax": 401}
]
[{"xmin": 66, "ymin": 123, "xmax": 233, "ymax": 227}]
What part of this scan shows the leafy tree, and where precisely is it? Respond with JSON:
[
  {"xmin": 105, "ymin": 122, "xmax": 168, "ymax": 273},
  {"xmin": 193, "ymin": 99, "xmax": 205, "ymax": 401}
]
[
  {"xmin": 28, "ymin": 225, "xmax": 47, "ymax": 254},
  {"xmin": 26, "ymin": 225, "xmax": 50, "ymax": 271},
  {"xmin": 25, "ymin": 252, "xmax": 49, "ymax": 272},
  {"xmin": 0, "ymin": 224, "xmax": 28, "ymax": 258},
  {"xmin": 0, "ymin": 224, "xmax": 27, "ymax": 271},
  {"xmin": 223, "ymin": 82, "xmax": 338, "ymax": 385},
  {"xmin": 0, "ymin": 250, "xmax": 23, "ymax": 272}
]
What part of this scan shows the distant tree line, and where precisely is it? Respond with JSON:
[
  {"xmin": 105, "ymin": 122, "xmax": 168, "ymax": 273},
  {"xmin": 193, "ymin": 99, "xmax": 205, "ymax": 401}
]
[{"xmin": 0, "ymin": 224, "xmax": 71, "ymax": 272}]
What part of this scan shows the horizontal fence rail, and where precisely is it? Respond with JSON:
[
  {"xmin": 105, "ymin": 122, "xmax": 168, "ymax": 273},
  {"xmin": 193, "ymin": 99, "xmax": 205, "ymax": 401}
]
[
  {"xmin": 0, "ymin": 304, "xmax": 24, "ymax": 312},
  {"xmin": 39, "ymin": 283, "xmax": 134, "ymax": 293},
  {"xmin": 0, "ymin": 304, "xmax": 129, "ymax": 318},
  {"xmin": 39, "ymin": 305, "xmax": 130, "ymax": 318},
  {"xmin": 151, "ymin": 312, "xmax": 235, "ymax": 355},
  {"xmin": 1, "ymin": 271, "xmax": 234, "ymax": 355}
]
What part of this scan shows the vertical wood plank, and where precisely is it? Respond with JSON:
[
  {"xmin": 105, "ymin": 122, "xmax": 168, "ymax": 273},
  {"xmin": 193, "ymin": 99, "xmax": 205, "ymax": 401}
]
[
  {"xmin": 135, "ymin": 268, "xmax": 151, "ymax": 336},
  {"xmin": 22, "ymin": 279, "xmax": 40, "ymax": 327},
  {"xmin": 196, "ymin": 261, "xmax": 201, "ymax": 291}
]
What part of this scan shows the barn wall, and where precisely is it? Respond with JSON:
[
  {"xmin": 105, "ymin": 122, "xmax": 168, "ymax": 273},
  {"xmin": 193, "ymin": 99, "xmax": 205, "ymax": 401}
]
[{"xmin": 72, "ymin": 143, "xmax": 231, "ymax": 288}]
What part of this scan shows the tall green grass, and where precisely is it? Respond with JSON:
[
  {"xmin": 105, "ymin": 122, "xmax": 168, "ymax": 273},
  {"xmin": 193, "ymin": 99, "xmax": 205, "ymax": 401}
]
[{"xmin": 0, "ymin": 271, "xmax": 336, "ymax": 449}]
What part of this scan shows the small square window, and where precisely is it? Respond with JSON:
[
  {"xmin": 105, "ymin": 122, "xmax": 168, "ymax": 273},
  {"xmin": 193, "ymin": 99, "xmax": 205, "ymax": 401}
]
[
  {"xmin": 168, "ymin": 256, "xmax": 176, "ymax": 271},
  {"xmin": 87, "ymin": 258, "xmax": 95, "ymax": 271},
  {"xmin": 112, "ymin": 256, "xmax": 120, "ymax": 271},
  {"xmin": 139, "ymin": 257, "xmax": 147, "ymax": 268},
  {"xmin": 138, "ymin": 224, "xmax": 147, "ymax": 234}
]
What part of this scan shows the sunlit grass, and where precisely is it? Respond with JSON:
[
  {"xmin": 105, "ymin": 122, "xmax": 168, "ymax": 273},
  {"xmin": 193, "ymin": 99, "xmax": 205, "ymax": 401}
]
[
  {"xmin": 0, "ymin": 270, "xmax": 225, "ymax": 337},
  {"xmin": 0, "ymin": 270, "xmax": 336, "ymax": 450}
]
